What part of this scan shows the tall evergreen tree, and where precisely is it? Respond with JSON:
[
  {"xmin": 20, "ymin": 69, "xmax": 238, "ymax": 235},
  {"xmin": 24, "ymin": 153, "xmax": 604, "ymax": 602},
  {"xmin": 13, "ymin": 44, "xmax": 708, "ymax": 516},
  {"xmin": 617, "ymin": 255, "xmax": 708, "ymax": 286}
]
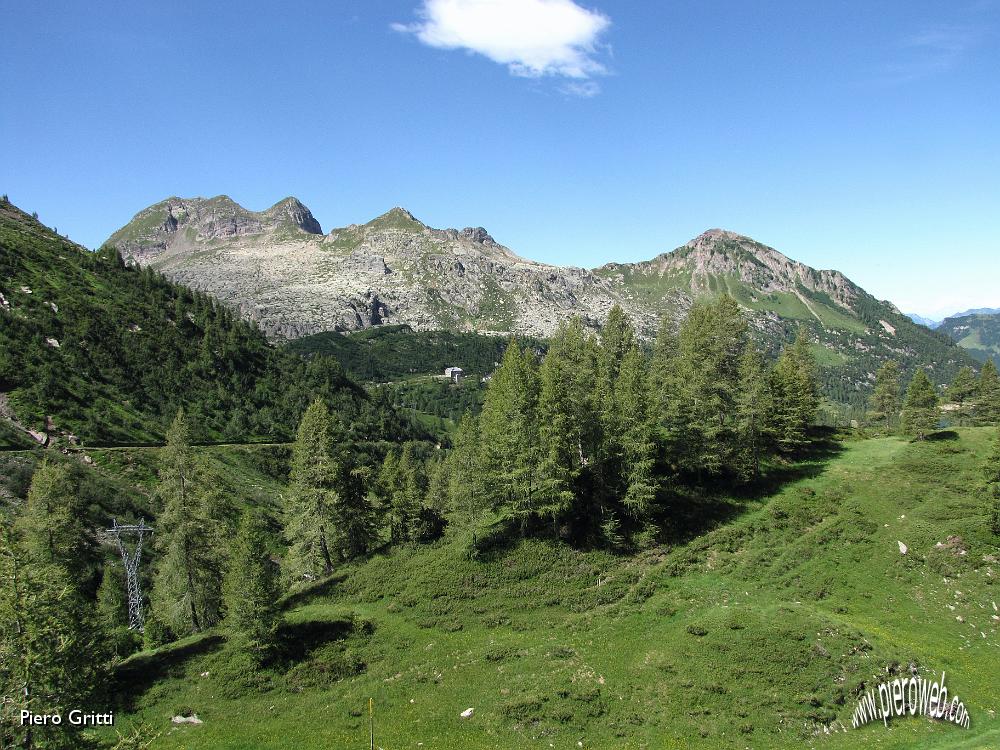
[
  {"xmin": 387, "ymin": 443, "xmax": 427, "ymax": 542},
  {"xmin": 223, "ymin": 512, "xmax": 280, "ymax": 661},
  {"xmin": 649, "ymin": 316, "xmax": 679, "ymax": 421},
  {"xmin": 15, "ymin": 461, "xmax": 90, "ymax": 579},
  {"xmin": 901, "ymin": 369, "xmax": 940, "ymax": 440},
  {"xmin": 616, "ymin": 343, "xmax": 659, "ymax": 530},
  {"xmin": 948, "ymin": 366, "xmax": 979, "ymax": 426},
  {"xmin": 984, "ymin": 429, "xmax": 1000, "ymax": 536},
  {"xmin": 668, "ymin": 296, "xmax": 748, "ymax": 475},
  {"xmin": 594, "ymin": 307, "xmax": 640, "ymax": 527},
  {"xmin": 284, "ymin": 399, "xmax": 339, "ymax": 581},
  {"xmin": 869, "ymin": 360, "xmax": 902, "ymax": 430},
  {"xmin": 446, "ymin": 411, "xmax": 482, "ymax": 525},
  {"xmin": 735, "ymin": 344, "xmax": 774, "ymax": 481},
  {"xmin": 771, "ymin": 331, "xmax": 819, "ymax": 453},
  {"xmin": 152, "ymin": 409, "xmax": 225, "ymax": 634},
  {"xmin": 476, "ymin": 342, "xmax": 540, "ymax": 528},
  {"xmin": 97, "ymin": 561, "xmax": 127, "ymax": 632},
  {"xmin": 1, "ymin": 520, "xmax": 103, "ymax": 750},
  {"xmin": 977, "ymin": 359, "xmax": 1000, "ymax": 425},
  {"xmin": 536, "ymin": 319, "xmax": 599, "ymax": 535}
]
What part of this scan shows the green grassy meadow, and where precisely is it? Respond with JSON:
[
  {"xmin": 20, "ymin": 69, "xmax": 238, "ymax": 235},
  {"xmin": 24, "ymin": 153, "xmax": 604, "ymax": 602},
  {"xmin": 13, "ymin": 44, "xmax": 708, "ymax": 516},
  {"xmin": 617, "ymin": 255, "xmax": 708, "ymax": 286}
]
[{"xmin": 97, "ymin": 429, "xmax": 1000, "ymax": 749}]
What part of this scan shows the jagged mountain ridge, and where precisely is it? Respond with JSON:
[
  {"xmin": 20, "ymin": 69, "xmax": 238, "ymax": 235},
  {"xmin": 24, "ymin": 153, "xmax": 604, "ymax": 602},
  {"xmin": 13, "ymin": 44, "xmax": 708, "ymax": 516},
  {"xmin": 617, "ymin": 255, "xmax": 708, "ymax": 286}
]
[{"xmin": 105, "ymin": 196, "xmax": 976, "ymax": 403}]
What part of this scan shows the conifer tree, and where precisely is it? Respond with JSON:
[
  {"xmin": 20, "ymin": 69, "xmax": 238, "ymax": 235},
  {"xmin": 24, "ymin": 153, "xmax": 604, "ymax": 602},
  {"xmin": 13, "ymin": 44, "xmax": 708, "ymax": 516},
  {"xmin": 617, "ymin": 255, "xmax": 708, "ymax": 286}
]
[
  {"xmin": 15, "ymin": 461, "xmax": 90, "ymax": 578},
  {"xmin": 869, "ymin": 360, "xmax": 902, "ymax": 430},
  {"xmin": 901, "ymin": 369, "xmax": 940, "ymax": 440},
  {"xmin": 97, "ymin": 561, "xmax": 139, "ymax": 659},
  {"xmin": 735, "ymin": 344, "xmax": 773, "ymax": 481},
  {"xmin": 536, "ymin": 319, "xmax": 599, "ymax": 534},
  {"xmin": 947, "ymin": 366, "xmax": 978, "ymax": 426},
  {"xmin": 977, "ymin": 359, "xmax": 1000, "ymax": 425},
  {"xmin": 1, "ymin": 522, "xmax": 103, "ymax": 750},
  {"xmin": 669, "ymin": 296, "xmax": 748, "ymax": 475},
  {"xmin": 97, "ymin": 561, "xmax": 127, "ymax": 632},
  {"xmin": 616, "ymin": 343, "xmax": 659, "ymax": 528},
  {"xmin": 223, "ymin": 512, "xmax": 280, "ymax": 661},
  {"xmin": 771, "ymin": 331, "xmax": 819, "ymax": 453},
  {"xmin": 984, "ymin": 429, "xmax": 1000, "ymax": 536},
  {"xmin": 594, "ymin": 306, "xmax": 640, "ymax": 521},
  {"xmin": 649, "ymin": 316, "xmax": 679, "ymax": 411},
  {"xmin": 446, "ymin": 411, "xmax": 482, "ymax": 525},
  {"xmin": 152, "ymin": 409, "xmax": 225, "ymax": 634},
  {"xmin": 477, "ymin": 342, "xmax": 540, "ymax": 528},
  {"xmin": 333, "ymin": 462, "xmax": 379, "ymax": 559},
  {"xmin": 388, "ymin": 443, "xmax": 427, "ymax": 542},
  {"xmin": 284, "ymin": 399, "xmax": 339, "ymax": 581}
]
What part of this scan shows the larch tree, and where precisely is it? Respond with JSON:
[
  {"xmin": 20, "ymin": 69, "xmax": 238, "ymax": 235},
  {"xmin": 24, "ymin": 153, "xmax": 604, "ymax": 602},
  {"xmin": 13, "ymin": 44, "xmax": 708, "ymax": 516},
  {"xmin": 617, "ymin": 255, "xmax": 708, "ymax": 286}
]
[
  {"xmin": 771, "ymin": 331, "xmax": 819, "ymax": 453},
  {"xmin": 977, "ymin": 359, "xmax": 1000, "ymax": 425},
  {"xmin": 669, "ymin": 296, "xmax": 748, "ymax": 477},
  {"xmin": 735, "ymin": 344, "xmax": 774, "ymax": 482},
  {"xmin": 536, "ymin": 319, "xmax": 599, "ymax": 536},
  {"xmin": 901, "ymin": 369, "xmax": 940, "ymax": 440},
  {"xmin": 284, "ymin": 399, "xmax": 339, "ymax": 582},
  {"xmin": 615, "ymin": 342, "xmax": 660, "ymax": 533},
  {"xmin": 2, "ymin": 496, "xmax": 103, "ymax": 750},
  {"xmin": 984, "ymin": 429, "xmax": 1000, "ymax": 535},
  {"xmin": 15, "ymin": 461, "xmax": 90, "ymax": 578},
  {"xmin": 869, "ymin": 360, "xmax": 902, "ymax": 430},
  {"xmin": 948, "ymin": 366, "xmax": 979, "ymax": 426},
  {"xmin": 223, "ymin": 511, "xmax": 280, "ymax": 662},
  {"xmin": 476, "ymin": 341, "xmax": 540, "ymax": 528},
  {"xmin": 151, "ymin": 409, "xmax": 225, "ymax": 635},
  {"xmin": 445, "ymin": 411, "xmax": 482, "ymax": 525}
]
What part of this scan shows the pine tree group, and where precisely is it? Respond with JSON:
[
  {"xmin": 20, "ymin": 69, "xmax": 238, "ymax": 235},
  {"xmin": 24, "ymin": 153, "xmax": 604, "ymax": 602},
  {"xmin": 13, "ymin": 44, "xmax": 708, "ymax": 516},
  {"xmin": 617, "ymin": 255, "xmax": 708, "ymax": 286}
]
[{"xmin": 437, "ymin": 299, "xmax": 819, "ymax": 547}]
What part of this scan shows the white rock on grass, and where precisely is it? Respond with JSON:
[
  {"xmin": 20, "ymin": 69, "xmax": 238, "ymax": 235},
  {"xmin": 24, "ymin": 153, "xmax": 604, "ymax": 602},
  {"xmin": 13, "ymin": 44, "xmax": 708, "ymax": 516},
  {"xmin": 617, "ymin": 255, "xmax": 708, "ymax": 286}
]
[
  {"xmin": 897, "ymin": 541, "xmax": 907, "ymax": 555},
  {"xmin": 460, "ymin": 708, "xmax": 474, "ymax": 718},
  {"xmin": 171, "ymin": 715, "xmax": 203, "ymax": 725}
]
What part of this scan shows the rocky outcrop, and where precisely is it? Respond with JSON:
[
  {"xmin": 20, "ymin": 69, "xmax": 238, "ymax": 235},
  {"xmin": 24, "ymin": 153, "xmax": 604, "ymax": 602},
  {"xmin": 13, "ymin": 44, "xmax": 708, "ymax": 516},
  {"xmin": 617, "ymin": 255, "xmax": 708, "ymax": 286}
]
[{"xmin": 102, "ymin": 198, "xmax": 884, "ymax": 347}]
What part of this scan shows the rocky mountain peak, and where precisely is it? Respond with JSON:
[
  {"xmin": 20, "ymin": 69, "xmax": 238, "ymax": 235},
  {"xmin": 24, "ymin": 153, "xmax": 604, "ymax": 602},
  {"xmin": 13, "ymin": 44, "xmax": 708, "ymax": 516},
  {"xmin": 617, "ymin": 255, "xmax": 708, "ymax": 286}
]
[
  {"xmin": 460, "ymin": 226, "xmax": 495, "ymax": 245},
  {"xmin": 264, "ymin": 197, "xmax": 322, "ymax": 235},
  {"xmin": 364, "ymin": 207, "xmax": 427, "ymax": 232}
]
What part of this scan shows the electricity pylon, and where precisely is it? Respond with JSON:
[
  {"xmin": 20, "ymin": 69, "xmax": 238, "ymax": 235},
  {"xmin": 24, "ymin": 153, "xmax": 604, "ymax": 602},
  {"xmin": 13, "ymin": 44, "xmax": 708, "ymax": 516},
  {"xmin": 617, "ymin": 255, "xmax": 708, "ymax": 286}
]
[{"xmin": 106, "ymin": 519, "xmax": 153, "ymax": 631}]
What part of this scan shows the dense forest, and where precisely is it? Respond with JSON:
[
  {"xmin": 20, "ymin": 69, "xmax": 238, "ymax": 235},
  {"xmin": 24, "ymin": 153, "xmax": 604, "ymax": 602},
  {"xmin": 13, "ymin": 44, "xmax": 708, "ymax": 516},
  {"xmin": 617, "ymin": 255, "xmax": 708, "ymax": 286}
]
[
  {"xmin": 0, "ymin": 201, "xmax": 420, "ymax": 446},
  {"xmin": 287, "ymin": 324, "xmax": 544, "ymax": 381}
]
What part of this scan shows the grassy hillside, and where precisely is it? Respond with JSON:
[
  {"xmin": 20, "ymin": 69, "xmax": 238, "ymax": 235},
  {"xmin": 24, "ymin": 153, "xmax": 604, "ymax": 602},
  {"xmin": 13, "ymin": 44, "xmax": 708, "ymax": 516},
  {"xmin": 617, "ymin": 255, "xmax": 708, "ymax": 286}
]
[
  {"xmin": 0, "ymin": 199, "xmax": 419, "ymax": 446},
  {"xmin": 939, "ymin": 314, "xmax": 1000, "ymax": 366},
  {"xmin": 600, "ymin": 262, "xmax": 976, "ymax": 417},
  {"xmin": 101, "ymin": 429, "xmax": 1000, "ymax": 749}
]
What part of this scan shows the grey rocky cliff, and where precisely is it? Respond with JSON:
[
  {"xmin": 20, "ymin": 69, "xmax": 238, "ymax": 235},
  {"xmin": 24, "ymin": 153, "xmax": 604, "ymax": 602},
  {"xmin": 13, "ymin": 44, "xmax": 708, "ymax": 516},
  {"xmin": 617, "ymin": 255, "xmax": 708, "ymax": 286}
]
[{"xmin": 105, "ymin": 198, "xmax": 876, "ymax": 345}]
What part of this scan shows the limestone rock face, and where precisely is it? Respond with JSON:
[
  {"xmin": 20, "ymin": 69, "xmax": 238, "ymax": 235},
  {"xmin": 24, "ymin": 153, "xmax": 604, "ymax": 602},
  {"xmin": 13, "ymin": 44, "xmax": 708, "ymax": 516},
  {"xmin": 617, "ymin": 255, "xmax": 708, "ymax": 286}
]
[{"xmin": 103, "ymin": 198, "xmax": 964, "ymax": 384}]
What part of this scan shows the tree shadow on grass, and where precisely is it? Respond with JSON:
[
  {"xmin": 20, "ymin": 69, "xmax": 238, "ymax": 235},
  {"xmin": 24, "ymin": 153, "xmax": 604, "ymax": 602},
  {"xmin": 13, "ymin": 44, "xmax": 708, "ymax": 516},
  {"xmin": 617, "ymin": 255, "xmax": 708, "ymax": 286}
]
[
  {"xmin": 925, "ymin": 430, "xmax": 960, "ymax": 442},
  {"xmin": 111, "ymin": 632, "xmax": 225, "ymax": 710},
  {"xmin": 661, "ymin": 427, "xmax": 845, "ymax": 546},
  {"xmin": 275, "ymin": 616, "xmax": 357, "ymax": 664},
  {"xmin": 278, "ymin": 571, "xmax": 349, "ymax": 610}
]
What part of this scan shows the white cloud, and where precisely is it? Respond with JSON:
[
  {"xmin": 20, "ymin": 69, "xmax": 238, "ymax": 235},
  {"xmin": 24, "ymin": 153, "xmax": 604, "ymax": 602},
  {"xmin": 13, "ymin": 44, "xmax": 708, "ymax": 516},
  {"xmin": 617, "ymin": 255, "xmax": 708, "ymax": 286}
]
[
  {"xmin": 876, "ymin": 25, "xmax": 983, "ymax": 84},
  {"xmin": 393, "ymin": 0, "xmax": 611, "ymax": 82}
]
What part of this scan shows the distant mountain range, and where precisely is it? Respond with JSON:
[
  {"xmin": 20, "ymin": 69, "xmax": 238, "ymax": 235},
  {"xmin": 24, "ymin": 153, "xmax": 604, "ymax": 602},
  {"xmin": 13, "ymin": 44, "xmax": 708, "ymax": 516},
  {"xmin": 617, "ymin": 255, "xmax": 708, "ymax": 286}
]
[
  {"xmin": 906, "ymin": 308, "xmax": 1000, "ymax": 329},
  {"xmin": 104, "ymin": 195, "xmax": 977, "ymax": 406}
]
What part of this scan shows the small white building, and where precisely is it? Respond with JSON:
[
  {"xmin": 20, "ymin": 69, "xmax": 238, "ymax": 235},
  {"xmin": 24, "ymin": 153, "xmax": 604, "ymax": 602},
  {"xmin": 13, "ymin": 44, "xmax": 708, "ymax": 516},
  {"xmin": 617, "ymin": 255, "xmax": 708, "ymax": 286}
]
[{"xmin": 444, "ymin": 366, "xmax": 464, "ymax": 383}]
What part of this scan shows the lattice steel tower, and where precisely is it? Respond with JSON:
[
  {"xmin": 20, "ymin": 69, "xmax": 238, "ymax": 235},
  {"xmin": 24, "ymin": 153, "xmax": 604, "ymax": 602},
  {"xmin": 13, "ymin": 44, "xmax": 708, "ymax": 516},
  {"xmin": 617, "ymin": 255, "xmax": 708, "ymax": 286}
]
[{"xmin": 106, "ymin": 519, "xmax": 154, "ymax": 631}]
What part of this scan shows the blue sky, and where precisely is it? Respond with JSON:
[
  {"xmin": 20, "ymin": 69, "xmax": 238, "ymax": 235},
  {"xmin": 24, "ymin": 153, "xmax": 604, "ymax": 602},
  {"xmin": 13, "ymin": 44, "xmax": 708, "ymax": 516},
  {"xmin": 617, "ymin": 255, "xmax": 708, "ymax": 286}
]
[{"xmin": 2, "ymin": 0, "xmax": 998, "ymax": 318}]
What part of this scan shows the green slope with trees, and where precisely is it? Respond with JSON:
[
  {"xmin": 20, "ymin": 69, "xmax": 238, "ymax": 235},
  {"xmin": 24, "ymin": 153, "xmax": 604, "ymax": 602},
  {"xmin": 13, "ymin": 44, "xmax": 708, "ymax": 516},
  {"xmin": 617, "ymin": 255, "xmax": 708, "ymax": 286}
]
[{"xmin": 0, "ymin": 199, "xmax": 419, "ymax": 446}]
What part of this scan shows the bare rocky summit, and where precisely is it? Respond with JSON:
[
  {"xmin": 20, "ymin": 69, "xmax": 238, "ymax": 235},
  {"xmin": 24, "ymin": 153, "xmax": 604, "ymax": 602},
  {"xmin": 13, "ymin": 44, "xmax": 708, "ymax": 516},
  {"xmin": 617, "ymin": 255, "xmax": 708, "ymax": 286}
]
[{"xmin": 104, "ymin": 195, "xmax": 974, "ymax": 394}]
